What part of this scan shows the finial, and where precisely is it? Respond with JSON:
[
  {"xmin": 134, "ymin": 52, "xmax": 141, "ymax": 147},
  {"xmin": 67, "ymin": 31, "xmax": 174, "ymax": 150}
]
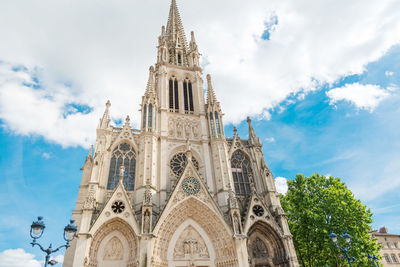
[
  {"xmin": 206, "ymin": 74, "xmax": 212, "ymax": 84},
  {"xmin": 190, "ymin": 31, "xmax": 196, "ymax": 42},
  {"xmin": 161, "ymin": 25, "xmax": 165, "ymax": 35},
  {"xmin": 149, "ymin": 66, "xmax": 154, "ymax": 74},
  {"xmin": 88, "ymin": 145, "xmax": 93, "ymax": 158},
  {"xmin": 125, "ymin": 115, "xmax": 130, "ymax": 123},
  {"xmin": 106, "ymin": 100, "xmax": 111, "ymax": 108},
  {"xmin": 247, "ymin": 116, "xmax": 251, "ymax": 124},
  {"xmin": 233, "ymin": 127, "xmax": 237, "ymax": 134}
]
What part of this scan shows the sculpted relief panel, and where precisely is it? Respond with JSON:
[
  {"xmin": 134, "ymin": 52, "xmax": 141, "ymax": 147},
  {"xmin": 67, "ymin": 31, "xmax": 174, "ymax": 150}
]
[
  {"xmin": 173, "ymin": 225, "xmax": 210, "ymax": 259},
  {"xmin": 103, "ymin": 236, "xmax": 124, "ymax": 260},
  {"xmin": 168, "ymin": 117, "xmax": 200, "ymax": 139}
]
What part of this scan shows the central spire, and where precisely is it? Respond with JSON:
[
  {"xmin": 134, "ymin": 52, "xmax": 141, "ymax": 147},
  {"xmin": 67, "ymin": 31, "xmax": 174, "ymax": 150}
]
[{"xmin": 165, "ymin": 0, "xmax": 188, "ymax": 48}]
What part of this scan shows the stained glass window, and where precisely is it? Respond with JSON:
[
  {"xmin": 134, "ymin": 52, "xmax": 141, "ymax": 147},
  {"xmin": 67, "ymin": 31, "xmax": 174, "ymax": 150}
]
[
  {"xmin": 231, "ymin": 150, "xmax": 252, "ymax": 195},
  {"xmin": 215, "ymin": 111, "xmax": 221, "ymax": 135},
  {"xmin": 148, "ymin": 104, "xmax": 153, "ymax": 129},
  {"xmin": 209, "ymin": 112, "xmax": 215, "ymax": 137},
  {"xmin": 170, "ymin": 153, "xmax": 199, "ymax": 178},
  {"xmin": 107, "ymin": 143, "xmax": 136, "ymax": 190}
]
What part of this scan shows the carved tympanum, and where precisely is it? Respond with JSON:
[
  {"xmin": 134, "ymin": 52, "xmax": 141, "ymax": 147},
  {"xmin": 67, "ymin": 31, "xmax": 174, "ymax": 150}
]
[
  {"xmin": 173, "ymin": 225, "xmax": 209, "ymax": 259},
  {"xmin": 103, "ymin": 236, "xmax": 124, "ymax": 260}
]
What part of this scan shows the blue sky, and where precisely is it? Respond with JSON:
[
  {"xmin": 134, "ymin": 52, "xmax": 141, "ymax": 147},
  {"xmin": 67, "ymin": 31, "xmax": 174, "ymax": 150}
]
[{"xmin": 1, "ymin": 0, "xmax": 400, "ymax": 265}]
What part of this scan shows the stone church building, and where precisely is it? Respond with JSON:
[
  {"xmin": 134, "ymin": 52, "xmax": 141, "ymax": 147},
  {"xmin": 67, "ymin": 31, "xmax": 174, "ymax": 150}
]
[{"xmin": 63, "ymin": 1, "xmax": 299, "ymax": 266}]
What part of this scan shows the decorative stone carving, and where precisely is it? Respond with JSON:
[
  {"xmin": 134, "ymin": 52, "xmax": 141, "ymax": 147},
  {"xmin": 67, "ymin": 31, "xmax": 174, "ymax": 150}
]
[
  {"xmin": 88, "ymin": 218, "xmax": 138, "ymax": 267},
  {"xmin": 103, "ymin": 236, "xmax": 124, "ymax": 260},
  {"xmin": 251, "ymin": 237, "xmax": 269, "ymax": 258},
  {"xmin": 143, "ymin": 185, "xmax": 152, "ymax": 206},
  {"xmin": 173, "ymin": 225, "xmax": 209, "ymax": 259},
  {"xmin": 83, "ymin": 189, "xmax": 96, "ymax": 210},
  {"xmin": 168, "ymin": 117, "xmax": 200, "ymax": 139}
]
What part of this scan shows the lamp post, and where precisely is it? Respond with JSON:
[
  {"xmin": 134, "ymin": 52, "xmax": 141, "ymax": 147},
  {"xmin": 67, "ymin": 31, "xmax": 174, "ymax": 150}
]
[
  {"xmin": 330, "ymin": 232, "xmax": 356, "ymax": 267},
  {"xmin": 30, "ymin": 216, "xmax": 78, "ymax": 266},
  {"xmin": 368, "ymin": 254, "xmax": 379, "ymax": 267}
]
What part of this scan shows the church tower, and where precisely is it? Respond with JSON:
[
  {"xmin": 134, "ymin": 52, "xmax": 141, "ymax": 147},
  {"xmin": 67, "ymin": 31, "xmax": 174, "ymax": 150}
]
[{"xmin": 63, "ymin": 1, "xmax": 299, "ymax": 266}]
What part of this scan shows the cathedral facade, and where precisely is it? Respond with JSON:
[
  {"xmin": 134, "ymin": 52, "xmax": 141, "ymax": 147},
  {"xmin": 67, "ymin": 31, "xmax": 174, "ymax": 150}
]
[{"xmin": 63, "ymin": 1, "xmax": 299, "ymax": 266}]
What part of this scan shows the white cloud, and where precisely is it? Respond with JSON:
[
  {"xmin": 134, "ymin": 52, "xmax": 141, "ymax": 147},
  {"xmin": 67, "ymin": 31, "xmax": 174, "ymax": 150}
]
[
  {"xmin": 0, "ymin": 249, "xmax": 41, "ymax": 267},
  {"xmin": 52, "ymin": 254, "xmax": 64, "ymax": 264},
  {"xmin": 42, "ymin": 152, "xmax": 51, "ymax": 159},
  {"xmin": 326, "ymin": 83, "xmax": 391, "ymax": 111},
  {"xmin": 264, "ymin": 137, "xmax": 275, "ymax": 143},
  {"xmin": 0, "ymin": 0, "xmax": 399, "ymax": 147},
  {"xmin": 385, "ymin": 70, "xmax": 395, "ymax": 76},
  {"xmin": 275, "ymin": 177, "xmax": 288, "ymax": 194}
]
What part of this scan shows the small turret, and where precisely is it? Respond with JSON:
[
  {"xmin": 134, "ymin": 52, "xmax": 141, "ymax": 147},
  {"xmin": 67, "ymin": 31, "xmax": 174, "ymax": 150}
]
[
  {"xmin": 189, "ymin": 31, "xmax": 200, "ymax": 67},
  {"xmin": 98, "ymin": 100, "xmax": 111, "ymax": 129},
  {"xmin": 141, "ymin": 66, "xmax": 158, "ymax": 133},
  {"xmin": 206, "ymin": 74, "xmax": 224, "ymax": 138},
  {"xmin": 247, "ymin": 117, "xmax": 262, "ymax": 146}
]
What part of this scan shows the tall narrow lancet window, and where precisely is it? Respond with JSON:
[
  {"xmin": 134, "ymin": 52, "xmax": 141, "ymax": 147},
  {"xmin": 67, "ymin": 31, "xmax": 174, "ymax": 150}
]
[
  {"xmin": 183, "ymin": 79, "xmax": 194, "ymax": 113},
  {"xmin": 169, "ymin": 78, "xmax": 179, "ymax": 112},
  {"xmin": 107, "ymin": 143, "xmax": 136, "ymax": 190},
  {"xmin": 215, "ymin": 111, "xmax": 221, "ymax": 135},
  {"xmin": 148, "ymin": 104, "xmax": 153, "ymax": 129},
  {"xmin": 188, "ymin": 81, "xmax": 194, "ymax": 112},
  {"xmin": 231, "ymin": 150, "xmax": 252, "ymax": 195},
  {"xmin": 177, "ymin": 53, "xmax": 182, "ymax": 65},
  {"xmin": 209, "ymin": 112, "xmax": 215, "ymax": 137},
  {"xmin": 143, "ymin": 104, "xmax": 147, "ymax": 129}
]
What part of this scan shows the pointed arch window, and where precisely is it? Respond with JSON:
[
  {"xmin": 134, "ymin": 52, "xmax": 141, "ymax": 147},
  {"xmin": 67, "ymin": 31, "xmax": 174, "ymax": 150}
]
[
  {"xmin": 148, "ymin": 104, "xmax": 153, "ymax": 129},
  {"xmin": 169, "ymin": 78, "xmax": 179, "ymax": 112},
  {"xmin": 177, "ymin": 53, "xmax": 182, "ymax": 65},
  {"xmin": 183, "ymin": 79, "xmax": 194, "ymax": 114},
  {"xmin": 215, "ymin": 111, "xmax": 221, "ymax": 135},
  {"xmin": 209, "ymin": 112, "xmax": 215, "ymax": 137},
  {"xmin": 107, "ymin": 143, "xmax": 136, "ymax": 190},
  {"xmin": 231, "ymin": 150, "xmax": 252, "ymax": 195},
  {"xmin": 142, "ymin": 104, "xmax": 147, "ymax": 129}
]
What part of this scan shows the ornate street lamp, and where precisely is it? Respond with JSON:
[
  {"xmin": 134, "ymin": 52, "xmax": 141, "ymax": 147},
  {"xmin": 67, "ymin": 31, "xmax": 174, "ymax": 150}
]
[
  {"xmin": 368, "ymin": 254, "xmax": 379, "ymax": 267},
  {"xmin": 30, "ymin": 216, "xmax": 77, "ymax": 266},
  {"xmin": 330, "ymin": 231, "xmax": 356, "ymax": 267}
]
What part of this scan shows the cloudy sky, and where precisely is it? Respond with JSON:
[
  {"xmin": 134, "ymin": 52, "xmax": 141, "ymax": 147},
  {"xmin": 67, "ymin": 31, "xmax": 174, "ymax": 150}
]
[{"xmin": 1, "ymin": 0, "xmax": 400, "ymax": 265}]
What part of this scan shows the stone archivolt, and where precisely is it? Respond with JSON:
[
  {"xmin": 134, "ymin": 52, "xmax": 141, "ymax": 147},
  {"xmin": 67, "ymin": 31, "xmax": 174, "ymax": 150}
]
[
  {"xmin": 152, "ymin": 198, "xmax": 237, "ymax": 266},
  {"xmin": 88, "ymin": 218, "xmax": 138, "ymax": 267}
]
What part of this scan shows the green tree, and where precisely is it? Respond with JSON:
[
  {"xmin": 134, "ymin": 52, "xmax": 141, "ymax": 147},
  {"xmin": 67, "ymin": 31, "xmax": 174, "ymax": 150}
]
[{"xmin": 280, "ymin": 173, "xmax": 381, "ymax": 267}]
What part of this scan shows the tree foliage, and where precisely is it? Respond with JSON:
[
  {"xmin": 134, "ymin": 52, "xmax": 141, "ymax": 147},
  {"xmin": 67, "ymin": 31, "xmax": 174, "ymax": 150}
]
[{"xmin": 280, "ymin": 173, "xmax": 381, "ymax": 266}]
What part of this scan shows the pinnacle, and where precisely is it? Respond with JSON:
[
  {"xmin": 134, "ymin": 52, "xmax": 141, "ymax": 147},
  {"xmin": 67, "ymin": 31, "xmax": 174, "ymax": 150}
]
[
  {"xmin": 206, "ymin": 74, "xmax": 218, "ymax": 105},
  {"xmin": 145, "ymin": 66, "xmax": 155, "ymax": 95},
  {"xmin": 99, "ymin": 100, "xmax": 111, "ymax": 129},
  {"xmin": 166, "ymin": 0, "xmax": 187, "ymax": 48}
]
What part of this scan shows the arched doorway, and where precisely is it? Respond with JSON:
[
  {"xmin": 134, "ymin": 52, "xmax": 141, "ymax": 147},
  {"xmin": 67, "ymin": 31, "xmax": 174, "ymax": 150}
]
[
  {"xmin": 247, "ymin": 222, "xmax": 287, "ymax": 267},
  {"xmin": 153, "ymin": 197, "xmax": 238, "ymax": 267},
  {"xmin": 88, "ymin": 218, "xmax": 138, "ymax": 267}
]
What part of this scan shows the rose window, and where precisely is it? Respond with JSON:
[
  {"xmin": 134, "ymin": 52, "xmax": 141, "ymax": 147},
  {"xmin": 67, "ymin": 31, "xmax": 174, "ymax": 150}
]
[
  {"xmin": 111, "ymin": 201, "xmax": 125, "ymax": 214},
  {"xmin": 170, "ymin": 153, "xmax": 199, "ymax": 177},
  {"xmin": 252, "ymin": 205, "xmax": 264, "ymax": 217}
]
